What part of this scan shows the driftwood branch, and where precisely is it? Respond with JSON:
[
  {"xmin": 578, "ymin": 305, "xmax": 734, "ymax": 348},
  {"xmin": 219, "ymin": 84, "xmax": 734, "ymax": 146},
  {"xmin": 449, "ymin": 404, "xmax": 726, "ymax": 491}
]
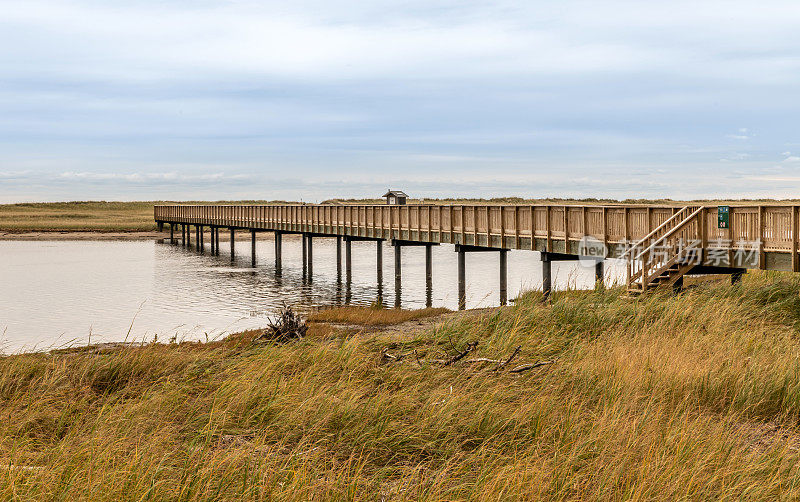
[
  {"xmin": 464, "ymin": 358, "xmax": 501, "ymax": 364},
  {"xmin": 383, "ymin": 349, "xmax": 417, "ymax": 362},
  {"xmin": 380, "ymin": 342, "xmax": 553, "ymax": 374},
  {"xmin": 509, "ymin": 360, "xmax": 554, "ymax": 373},
  {"xmin": 444, "ymin": 341, "xmax": 478, "ymax": 366},
  {"xmin": 495, "ymin": 345, "xmax": 521, "ymax": 370}
]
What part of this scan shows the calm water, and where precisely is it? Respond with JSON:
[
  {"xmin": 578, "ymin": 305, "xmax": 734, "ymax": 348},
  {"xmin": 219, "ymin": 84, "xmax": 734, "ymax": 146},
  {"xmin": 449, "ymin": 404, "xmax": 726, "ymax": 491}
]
[{"xmin": 0, "ymin": 236, "xmax": 624, "ymax": 353}]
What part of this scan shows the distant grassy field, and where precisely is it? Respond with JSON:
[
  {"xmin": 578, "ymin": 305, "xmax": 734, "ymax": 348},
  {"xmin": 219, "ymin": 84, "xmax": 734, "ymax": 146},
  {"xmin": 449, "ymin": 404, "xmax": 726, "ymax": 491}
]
[
  {"xmin": 0, "ymin": 202, "xmax": 160, "ymax": 232},
  {"xmin": 0, "ymin": 201, "xmax": 282, "ymax": 232},
  {"xmin": 4, "ymin": 274, "xmax": 800, "ymax": 498}
]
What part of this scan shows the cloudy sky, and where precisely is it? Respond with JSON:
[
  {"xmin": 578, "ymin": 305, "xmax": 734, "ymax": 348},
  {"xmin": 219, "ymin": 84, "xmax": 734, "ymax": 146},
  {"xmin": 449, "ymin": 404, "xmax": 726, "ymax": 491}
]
[{"xmin": 2, "ymin": 0, "xmax": 800, "ymax": 202}]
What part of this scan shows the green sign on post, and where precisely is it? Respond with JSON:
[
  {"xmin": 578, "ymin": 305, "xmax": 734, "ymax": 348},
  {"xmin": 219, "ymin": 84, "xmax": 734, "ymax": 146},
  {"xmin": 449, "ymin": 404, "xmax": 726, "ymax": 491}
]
[{"xmin": 718, "ymin": 206, "xmax": 730, "ymax": 229}]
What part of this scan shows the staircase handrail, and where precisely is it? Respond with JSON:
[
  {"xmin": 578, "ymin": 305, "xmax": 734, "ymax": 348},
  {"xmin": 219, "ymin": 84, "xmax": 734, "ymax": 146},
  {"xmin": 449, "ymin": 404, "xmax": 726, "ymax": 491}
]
[
  {"xmin": 620, "ymin": 206, "xmax": 692, "ymax": 261},
  {"xmin": 633, "ymin": 206, "xmax": 704, "ymax": 263}
]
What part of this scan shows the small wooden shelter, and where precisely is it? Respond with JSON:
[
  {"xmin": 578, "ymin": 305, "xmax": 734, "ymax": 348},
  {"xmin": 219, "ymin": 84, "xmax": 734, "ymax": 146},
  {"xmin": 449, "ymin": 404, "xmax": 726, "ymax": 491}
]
[{"xmin": 382, "ymin": 190, "xmax": 408, "ymax": 205}]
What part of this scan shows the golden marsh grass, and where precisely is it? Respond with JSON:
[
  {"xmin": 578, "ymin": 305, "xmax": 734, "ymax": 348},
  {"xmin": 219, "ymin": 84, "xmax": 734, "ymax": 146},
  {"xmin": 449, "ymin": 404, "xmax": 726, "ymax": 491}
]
[{"xmin": 2, "ymin": 273, "xmax": 800, "ymax": 498}]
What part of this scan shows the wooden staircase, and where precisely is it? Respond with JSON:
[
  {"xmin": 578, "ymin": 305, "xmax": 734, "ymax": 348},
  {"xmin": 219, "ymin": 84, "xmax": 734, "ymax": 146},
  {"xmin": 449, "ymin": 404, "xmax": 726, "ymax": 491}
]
[{"xmin": 625, "ymin": 206, "xmax": 704, "ymax": 293}]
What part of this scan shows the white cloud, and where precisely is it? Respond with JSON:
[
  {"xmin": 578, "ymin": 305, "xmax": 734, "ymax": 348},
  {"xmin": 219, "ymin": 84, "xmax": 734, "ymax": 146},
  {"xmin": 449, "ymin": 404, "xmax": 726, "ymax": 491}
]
[
  {"xmin": 3, "ymin": 0, "xmax": 800, "ymax": 83},
  {"xmin": 720, "ymin": 153, "xmax": 752, "ymax": 161},
  {"xmin": 56, "ymin": 171, "xmax": 253, "ymax": 183}
]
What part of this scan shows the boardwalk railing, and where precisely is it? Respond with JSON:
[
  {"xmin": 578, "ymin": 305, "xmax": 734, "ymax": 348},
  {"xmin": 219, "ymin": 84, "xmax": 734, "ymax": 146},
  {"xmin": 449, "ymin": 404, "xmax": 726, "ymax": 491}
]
[{"xmin": 155, "ymin": 204, "xmax": 800, "ymax": 272}]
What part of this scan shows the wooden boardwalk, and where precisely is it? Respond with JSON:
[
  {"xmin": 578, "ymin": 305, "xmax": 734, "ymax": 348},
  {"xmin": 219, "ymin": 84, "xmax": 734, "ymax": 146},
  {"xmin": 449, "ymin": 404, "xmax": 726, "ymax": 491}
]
[{"xmin": 155, "ymin": 203, "xmax": 800, "ymax": 305}]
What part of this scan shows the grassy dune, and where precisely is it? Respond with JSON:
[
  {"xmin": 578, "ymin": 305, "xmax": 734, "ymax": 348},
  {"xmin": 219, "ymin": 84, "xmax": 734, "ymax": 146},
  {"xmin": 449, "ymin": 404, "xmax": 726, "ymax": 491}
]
[{"xmin": 3, "ymin": 274, "xmax": 800, "ymax": 499}]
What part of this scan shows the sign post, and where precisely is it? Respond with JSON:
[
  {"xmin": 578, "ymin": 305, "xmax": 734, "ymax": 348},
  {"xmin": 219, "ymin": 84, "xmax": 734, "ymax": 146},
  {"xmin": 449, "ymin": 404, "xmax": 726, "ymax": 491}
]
[{"xmin": 718, "ymin": 206, "xmax": 730, "ymax": 229}]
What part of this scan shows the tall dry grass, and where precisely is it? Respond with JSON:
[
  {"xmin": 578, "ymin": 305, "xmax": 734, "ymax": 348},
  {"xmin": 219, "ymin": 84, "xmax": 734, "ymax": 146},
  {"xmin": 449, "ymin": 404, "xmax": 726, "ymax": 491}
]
[{"xmin": 3, "ymin": 273, "xmax": 800, "ymax": 499}]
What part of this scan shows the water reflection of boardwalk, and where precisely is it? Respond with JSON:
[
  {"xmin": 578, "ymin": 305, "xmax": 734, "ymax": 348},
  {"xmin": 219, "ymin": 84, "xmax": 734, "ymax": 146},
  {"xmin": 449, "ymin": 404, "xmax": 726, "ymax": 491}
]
[{"xmin": 155, "ymin": 203, "xmax": 800, "ymax": 305}]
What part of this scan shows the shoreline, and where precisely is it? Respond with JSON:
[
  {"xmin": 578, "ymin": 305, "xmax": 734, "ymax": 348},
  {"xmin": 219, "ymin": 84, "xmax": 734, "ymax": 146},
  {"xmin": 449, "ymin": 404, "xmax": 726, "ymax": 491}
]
[{"xmin": 0, "ymin": 230, "xmax": 166, "ymax": 241}]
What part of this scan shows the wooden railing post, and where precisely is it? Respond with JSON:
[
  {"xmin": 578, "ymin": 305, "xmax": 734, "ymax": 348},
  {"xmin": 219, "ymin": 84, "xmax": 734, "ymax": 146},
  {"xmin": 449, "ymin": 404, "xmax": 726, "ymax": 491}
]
[
  {"xmin": 793, "ymin": 206, "xmax": 799, "ymax": 272},
  {"xmin": 460, "ymin": 205, "xmax": 466, "ymax": 245},
  {"xmin": 546, "ymin": 205, "xmax": 552, "ymax": 252},
  {"xmin": 417, "ymin": 205, "xmax": 422, "ymax": 241},
  {"xmin": 700, "ymin": 206, "xmax": 707, "ymax": 265},
  {"xmin": 485, "ymin": 206, "xmax": 490, "ymax": 246},
  {"xmin": 473, "ymin": 207, "xmax": 479, "ymax": 245},
  {"xmin": 582, "ymin": 207, "xmax": 588, "ymax": 241},
  {"xmin": 427, "ymin": 205, "xmax": 433, "ymax": 241},
  {"xmin": 758, "ymin": 205, "xmax": 765, "ymax": 269},
  {"xmin": 500, "ymin": 206, "xmax": 506, "ymax": 249},
  {"xmin": 624, "ymin": 207, "xmax": 629, "ymax": 246}
]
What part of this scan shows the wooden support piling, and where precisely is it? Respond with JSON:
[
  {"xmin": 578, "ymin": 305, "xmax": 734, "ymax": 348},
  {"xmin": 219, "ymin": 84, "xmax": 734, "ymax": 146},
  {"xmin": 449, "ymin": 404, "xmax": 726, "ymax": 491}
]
[
  {"xmin": 425, "ymin": 244, "xmax": 433, "ymax": 307},
  {"xmin": 275, "ymin": 231, "xmax": 282, "ymax": 274},
  {"xmin": 251, "ymin": 230, "xmax": 256, "ymax": 267},
  {"xmin": 169, "ymin": 223, "xmax": 174, "ymax": 244},
  {"xmin": 229, "ymin": 228, "xmax": 234, "ymax": 261},
  {"xmin": 542, "ymin": 253, "xmax": 552, "ymax": 300},
  {"xmin": 377, "ymin": 240, "xmax": 383, "ymax": 285},
  {"xmin": 345, "ymin": 238, "xmax": 352, "ymax": 284},
  {"xmin": 499, "ymin": 249, "xmax": 508, "ymax": 305},
  {"xmin": 673, "ymin": 276, "xmax": 685, "ymax": 293},
  {"xmin": 458, "ymin": 246, "xmax": 466, "ymax": 310},
  {"xmin": 336, "ymin": 236, "xmax": 342, "ymax": 281},
  {"xmin": 425, "ymin": 244, "xmax": 433, "ymax": 289},
  {"xmin": 307, "ymin": 235, "xmax": 313, "ymax": 279},
  {"xmin": 595, "ymin": 260, "xmax": 604, "ymax": 288},
  {"xmin": 302, "ymin": 233, "xmax": 307, "ymax": 277},
  {"xmin": 394, "ymin": 243, "xmax": 402, "ymax": 298}
]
